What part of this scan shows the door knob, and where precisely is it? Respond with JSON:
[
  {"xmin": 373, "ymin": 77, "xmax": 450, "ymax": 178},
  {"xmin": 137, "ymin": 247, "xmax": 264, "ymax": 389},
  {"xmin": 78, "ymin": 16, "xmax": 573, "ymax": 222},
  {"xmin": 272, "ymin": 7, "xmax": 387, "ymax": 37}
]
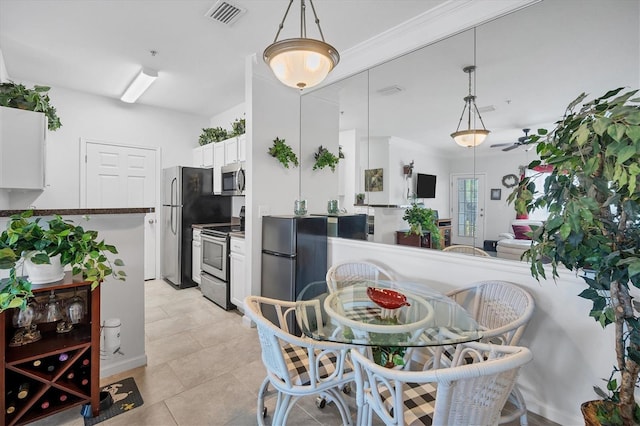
[{"xmin": 148, "ymin": 219, "xmax": 155, "ymax": 224}]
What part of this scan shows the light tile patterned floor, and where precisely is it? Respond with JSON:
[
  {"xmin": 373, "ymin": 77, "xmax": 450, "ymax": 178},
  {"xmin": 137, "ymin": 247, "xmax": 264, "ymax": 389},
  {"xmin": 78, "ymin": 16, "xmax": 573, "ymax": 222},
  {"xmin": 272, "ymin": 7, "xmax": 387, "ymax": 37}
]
[{"xmin": 31, "ymin": 279, "xmax": 559, "ymax": 425}]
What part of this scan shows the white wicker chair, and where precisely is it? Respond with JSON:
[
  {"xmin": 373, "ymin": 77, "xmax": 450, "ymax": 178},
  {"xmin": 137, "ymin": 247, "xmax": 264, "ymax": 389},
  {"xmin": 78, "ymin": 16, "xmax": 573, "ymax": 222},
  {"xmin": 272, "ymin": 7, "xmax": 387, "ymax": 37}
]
[
  {"xmin": 244, "ymin": 295, "xmax": 355, "ymax": 425},
  {"xmin": 326, "ymin": 260, "xmax": 396, "ymax": 294},
  {"xmin": 352, "ymin": 341, "xmax": 532, "ymax": 426},
  {"xmin": 442, "ymin": 245, "xmax": 491, "ymax": 257},
  {"xmin": 446, "ymin": 281, "xmax": 535, "ymax": 425}
]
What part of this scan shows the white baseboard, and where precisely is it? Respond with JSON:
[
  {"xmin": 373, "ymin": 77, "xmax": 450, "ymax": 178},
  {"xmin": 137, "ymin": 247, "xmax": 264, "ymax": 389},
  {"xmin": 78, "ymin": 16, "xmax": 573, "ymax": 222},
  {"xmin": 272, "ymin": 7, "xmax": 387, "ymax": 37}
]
[{"xmin": 99, "ymin": 354, "xmax": 147, "ymax": 379}]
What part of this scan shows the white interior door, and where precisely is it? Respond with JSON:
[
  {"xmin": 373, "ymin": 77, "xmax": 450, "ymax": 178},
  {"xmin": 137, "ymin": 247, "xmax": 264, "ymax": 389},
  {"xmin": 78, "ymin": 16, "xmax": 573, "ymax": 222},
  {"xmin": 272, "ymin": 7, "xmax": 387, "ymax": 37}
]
[
  {"xmin": 83, "ymin": 141, "xmax": 158, "ymax": 280},
  {"xmin": 450, "ymin": 173, "xmax": 485, "ymax": 247}
]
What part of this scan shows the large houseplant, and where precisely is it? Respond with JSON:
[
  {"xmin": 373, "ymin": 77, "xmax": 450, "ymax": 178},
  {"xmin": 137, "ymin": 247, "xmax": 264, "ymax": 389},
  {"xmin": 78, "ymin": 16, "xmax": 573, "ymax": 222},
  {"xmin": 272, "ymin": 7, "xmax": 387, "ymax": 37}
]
[
  {"xmin": 402, "ymin": 204, "xmax": 441, "ymax": 249},
  {"xmin": 0, "ymin": 81, "xmax": 62, "ymax": 131},
  {"xmin": 0, "ymin": 211, "xmax": 125, "ymax": 311},
  {"xmin": 513, "ymin": 88, "xmax": 640, "ymax": 424}
]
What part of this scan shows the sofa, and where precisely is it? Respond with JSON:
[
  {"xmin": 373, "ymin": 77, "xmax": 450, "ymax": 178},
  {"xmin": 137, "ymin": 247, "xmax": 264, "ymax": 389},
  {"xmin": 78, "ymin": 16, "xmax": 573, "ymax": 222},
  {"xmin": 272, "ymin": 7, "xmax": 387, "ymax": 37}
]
[{"xmin": 496, "ymin": 219, "xmax": 543, "ymax": 261}]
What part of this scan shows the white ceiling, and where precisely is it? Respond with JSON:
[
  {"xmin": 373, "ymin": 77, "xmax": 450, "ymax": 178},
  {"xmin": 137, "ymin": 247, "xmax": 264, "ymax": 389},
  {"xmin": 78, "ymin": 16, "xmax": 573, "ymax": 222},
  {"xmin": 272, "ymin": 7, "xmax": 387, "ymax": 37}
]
[
  {"xmin": 1, "ymin": 0, "xmax": 638, "ymax": 157},
  {"xmin": 0, "ymin": 0, "xmax": 445, "ymax": 118}
]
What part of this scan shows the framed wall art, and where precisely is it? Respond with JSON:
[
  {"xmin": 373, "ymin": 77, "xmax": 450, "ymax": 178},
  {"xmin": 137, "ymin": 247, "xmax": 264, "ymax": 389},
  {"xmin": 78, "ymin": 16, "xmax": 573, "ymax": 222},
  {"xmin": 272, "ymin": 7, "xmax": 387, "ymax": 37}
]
[{"xmin": 364, "ymin": 168, "xmax": 383, "ymax": 192}]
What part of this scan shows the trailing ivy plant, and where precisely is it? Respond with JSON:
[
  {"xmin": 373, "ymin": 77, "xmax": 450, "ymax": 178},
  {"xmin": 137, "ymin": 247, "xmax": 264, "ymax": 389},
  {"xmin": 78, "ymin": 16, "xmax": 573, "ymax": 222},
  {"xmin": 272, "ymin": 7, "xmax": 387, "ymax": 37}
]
[
  {"xmin": 312, "ymin": 146, "xmax": 340, "ymax": 172},
  {"xmin": 268, "ymin": 137, "xmax": 299, "ymax": 168},
  {"xmin": 0, "ymin": 81, "xmax": 62, "ymax": 131},
  {"xmin": 231, "ymin": 117, "xmax": 246, "ymax": 136},
  {"xmin": 198, "ymin": 127, "xmax": 229, "ymax": 145},
  {"xmin": 511, "ymin": 88, "xmax": 640, "ymax": 425},
  {"xmin": 402, "ymin": 204, "xmax": 441, "ymax": 249}
]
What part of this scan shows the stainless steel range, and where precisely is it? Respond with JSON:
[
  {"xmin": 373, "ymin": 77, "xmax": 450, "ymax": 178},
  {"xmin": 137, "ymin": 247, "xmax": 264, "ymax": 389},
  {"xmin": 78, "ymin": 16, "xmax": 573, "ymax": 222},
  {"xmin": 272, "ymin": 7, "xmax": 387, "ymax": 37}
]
[{"xmin": 200, "ymin": 222, "xmax": 243, "ymax": 310}]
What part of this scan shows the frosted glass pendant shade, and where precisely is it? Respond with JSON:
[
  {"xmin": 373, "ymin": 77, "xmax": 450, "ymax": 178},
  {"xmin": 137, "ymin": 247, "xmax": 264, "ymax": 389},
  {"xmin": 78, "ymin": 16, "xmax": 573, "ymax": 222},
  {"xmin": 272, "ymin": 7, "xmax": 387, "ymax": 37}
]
[
  {"xmin": 264, "ymin": 38, "xmax": 339, "ymax": 89},
  {"xmin": 451, "ymin": 129, "xmax": 491, "ymax": 147}
]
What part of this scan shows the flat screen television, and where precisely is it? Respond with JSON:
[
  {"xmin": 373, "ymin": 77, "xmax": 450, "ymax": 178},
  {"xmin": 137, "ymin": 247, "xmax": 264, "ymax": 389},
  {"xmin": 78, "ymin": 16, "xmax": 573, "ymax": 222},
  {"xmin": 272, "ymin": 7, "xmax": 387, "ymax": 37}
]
[{"xmin": 416, "ymin": 173, "xmax": 437, "ymax": 198}]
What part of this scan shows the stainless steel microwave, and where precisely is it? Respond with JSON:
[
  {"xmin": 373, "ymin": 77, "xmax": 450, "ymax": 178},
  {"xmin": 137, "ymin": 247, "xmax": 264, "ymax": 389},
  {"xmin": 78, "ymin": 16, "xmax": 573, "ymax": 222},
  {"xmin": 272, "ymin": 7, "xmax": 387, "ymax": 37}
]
[{"xmin": 221, "ymin": 162, "xmax": 245, "ymax": 196}]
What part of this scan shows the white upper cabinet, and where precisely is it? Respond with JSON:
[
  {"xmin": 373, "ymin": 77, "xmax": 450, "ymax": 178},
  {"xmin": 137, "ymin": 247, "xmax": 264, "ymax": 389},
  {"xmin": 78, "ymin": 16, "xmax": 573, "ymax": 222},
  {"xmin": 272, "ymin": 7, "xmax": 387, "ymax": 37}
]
[
  {"xmin": 192, "ymin": 144, "xmax": 214, "ymax": 168},
  {"xmin": 237, "ymin": 134, "xmax": 246, "ymax": 162},
  {"xmin": 224, "ymin": 137, "xmax": 238, "ymax": 165},
  {"xmin": 202, "ymin": 143, "xmax": 214, "ymax": 167},
  {"xmin": 213, "ymin": 142, "xmax": 225, "ymax": 194},
  {"xmin": 0, "ymin": 106, "xmax": 46, "ymax": 190}
]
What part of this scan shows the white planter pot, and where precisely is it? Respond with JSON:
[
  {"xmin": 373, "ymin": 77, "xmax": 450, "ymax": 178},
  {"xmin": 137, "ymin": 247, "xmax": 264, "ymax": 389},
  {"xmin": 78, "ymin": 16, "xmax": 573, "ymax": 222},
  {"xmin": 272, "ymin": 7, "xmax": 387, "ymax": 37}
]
[{"xmin": 24, "ymin": 253, "xmax": 65, "ymax": 285}]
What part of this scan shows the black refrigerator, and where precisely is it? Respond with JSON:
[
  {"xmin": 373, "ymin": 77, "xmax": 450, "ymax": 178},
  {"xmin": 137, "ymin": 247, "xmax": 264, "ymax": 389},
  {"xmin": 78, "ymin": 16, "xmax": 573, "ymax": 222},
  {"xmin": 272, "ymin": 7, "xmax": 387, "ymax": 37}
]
[
  {"xmin": 161, "ymin": 166, "xmax": 231, "ymax": 289},
  {"xmin": 261, "ymin": 215, "xmax": 327, "ymax": 330}
]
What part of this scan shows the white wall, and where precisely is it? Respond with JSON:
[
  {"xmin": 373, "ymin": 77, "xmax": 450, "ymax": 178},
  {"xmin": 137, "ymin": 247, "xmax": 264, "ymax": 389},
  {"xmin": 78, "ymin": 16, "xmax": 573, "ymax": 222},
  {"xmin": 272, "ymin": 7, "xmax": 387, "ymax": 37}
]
[
  {"xmin": 246, "ymin": 54, "xmax": 301, "ymax": 299},
  {"xmin": 209, "ymin": 102, "xmax": 245, "ymax": 132},
  {"xmin": 1, "ymin": 83, "xmax": 208, "ymax": 210},
  {"xmin": 328, "ymin": 237, "xmax": 613, "ymax": 425}
]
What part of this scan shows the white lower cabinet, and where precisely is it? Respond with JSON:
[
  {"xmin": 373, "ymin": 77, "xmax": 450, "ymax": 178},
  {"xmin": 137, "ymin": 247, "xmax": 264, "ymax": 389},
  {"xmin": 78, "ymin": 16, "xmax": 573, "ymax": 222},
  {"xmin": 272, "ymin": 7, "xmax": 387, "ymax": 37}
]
[{"xmin": 229, "ymin": 236, "xmax": 246, "ymax": 310}]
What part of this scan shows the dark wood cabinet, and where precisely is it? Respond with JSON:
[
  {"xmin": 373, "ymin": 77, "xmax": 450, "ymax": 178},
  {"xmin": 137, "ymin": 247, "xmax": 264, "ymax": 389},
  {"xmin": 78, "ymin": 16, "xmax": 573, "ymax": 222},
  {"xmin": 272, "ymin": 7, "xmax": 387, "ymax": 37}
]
[
  {"xmin": 396, "ymin": 218, "xmax": 452, "ymax": 249},
  {"xmin": 1, "ymin": 273, "xmax": 100, "ymax": 425}
]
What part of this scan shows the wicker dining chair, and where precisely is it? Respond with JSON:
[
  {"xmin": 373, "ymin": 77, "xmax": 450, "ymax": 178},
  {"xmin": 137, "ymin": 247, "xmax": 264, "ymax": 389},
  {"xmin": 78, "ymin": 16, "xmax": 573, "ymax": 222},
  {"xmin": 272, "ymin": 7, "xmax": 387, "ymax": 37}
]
[
  {"xmin": 244, "ymin": 295, "xmax": 355, "ymax": 426},
  {"xmin": 446, "ymin": 280, "xmax": 535, "ymax": 425},
  {"xmin": 352, "ymin": 341, "xmax": 532, "ymax": 426},
  {"xmin": 326, "ymin": 260, "xmax": 396, "ymax": 294},
  {"xmin": 442, "ymin": 245, "xmax": 491, "ymax": 256}
]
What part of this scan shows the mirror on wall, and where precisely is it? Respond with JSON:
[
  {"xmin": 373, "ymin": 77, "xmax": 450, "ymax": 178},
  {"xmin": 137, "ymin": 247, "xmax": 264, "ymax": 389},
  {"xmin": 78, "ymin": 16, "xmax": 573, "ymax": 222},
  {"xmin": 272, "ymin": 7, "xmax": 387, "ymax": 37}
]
[{"xmin": 299, "ymin": 0, "xmax": 640, "ymax": 259}]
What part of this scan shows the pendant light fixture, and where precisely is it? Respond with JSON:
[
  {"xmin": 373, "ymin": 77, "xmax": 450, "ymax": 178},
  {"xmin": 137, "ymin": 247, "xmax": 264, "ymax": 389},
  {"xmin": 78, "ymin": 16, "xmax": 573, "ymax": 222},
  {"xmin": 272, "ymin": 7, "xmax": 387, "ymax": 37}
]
[
  {"xmin": 263, "ymin": 0, "xmax": 340, "ymax": 90},
  {"xmin": 450, "ymin": 65, "xmax": 490, "ymax": 147}
]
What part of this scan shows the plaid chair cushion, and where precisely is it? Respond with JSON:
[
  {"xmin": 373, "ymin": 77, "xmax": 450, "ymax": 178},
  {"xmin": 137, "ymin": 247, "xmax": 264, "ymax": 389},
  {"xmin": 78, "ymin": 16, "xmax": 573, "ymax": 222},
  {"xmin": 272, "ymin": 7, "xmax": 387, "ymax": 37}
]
[
  {"xmin": 282, "ymin": 344, "xmax": 346, "ymax": 386},
  {"xmin": 379, "ymin": 381, "xmax": 437, "ymax": 425}
]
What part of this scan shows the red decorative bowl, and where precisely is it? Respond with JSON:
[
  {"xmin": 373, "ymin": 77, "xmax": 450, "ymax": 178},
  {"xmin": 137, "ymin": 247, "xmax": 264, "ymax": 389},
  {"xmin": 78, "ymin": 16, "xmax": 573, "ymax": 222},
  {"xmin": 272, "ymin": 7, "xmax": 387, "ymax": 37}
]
[{"xmin": 366, "ymin": 287, "xmax": 410, "ymax": 309}]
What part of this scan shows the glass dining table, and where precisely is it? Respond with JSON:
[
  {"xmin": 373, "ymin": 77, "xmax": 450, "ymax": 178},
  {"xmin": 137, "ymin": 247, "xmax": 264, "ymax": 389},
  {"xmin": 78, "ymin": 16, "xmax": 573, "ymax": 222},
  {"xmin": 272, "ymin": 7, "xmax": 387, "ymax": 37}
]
[{"xmin": 295, "ymin": 280, "xmax": 483, "ymax": 348}]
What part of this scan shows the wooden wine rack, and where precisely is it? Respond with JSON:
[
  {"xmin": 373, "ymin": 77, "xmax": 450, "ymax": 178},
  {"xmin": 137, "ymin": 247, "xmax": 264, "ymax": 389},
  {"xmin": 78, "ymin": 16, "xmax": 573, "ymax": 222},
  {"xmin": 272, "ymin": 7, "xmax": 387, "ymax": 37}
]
[{"xmin": 1, "ymin": 273, "xmax": 100, "ymax": 425}]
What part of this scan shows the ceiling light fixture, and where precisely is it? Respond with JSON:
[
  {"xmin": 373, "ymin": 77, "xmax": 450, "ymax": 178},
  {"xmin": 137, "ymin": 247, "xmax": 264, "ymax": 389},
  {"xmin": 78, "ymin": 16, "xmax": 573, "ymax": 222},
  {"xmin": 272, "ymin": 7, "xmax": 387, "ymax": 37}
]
[
  {"xmin": 263, "ymin": 0, "xmax": 339, "ymax": 90},
  {"xmin": 121, "ymin": 68, "xmax": 158, "ymax": 103},
  {"xmin": 450, "ymin": 65, "xmax": 490, "ymax": 148}
]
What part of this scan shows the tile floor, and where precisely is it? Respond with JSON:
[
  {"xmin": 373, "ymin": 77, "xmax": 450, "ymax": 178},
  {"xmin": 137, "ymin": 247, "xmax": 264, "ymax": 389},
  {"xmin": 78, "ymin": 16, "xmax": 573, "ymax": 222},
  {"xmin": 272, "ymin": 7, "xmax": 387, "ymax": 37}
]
[{"xmin": 32, "ymin": 279, "xmax": 559, "ymax": 425}]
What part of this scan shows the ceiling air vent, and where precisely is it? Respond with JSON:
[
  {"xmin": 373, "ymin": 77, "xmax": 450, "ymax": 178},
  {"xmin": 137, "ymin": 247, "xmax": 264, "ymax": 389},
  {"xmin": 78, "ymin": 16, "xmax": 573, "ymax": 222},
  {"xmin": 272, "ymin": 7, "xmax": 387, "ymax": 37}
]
[
  {"xmin": 376, "ymin": 85, "xmax": 404, "ymax": 96},
  {"xmin": 205, "ymin": 1, "xmax": 246, "ymax": 26}
]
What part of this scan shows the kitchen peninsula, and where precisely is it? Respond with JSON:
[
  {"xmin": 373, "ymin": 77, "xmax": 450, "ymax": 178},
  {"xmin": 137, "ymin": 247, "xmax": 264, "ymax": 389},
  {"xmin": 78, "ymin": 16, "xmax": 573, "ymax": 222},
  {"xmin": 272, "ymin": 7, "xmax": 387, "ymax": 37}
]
[{"xmin": 0, "ymin": 208, "xmax": 151, "ymax": 378}]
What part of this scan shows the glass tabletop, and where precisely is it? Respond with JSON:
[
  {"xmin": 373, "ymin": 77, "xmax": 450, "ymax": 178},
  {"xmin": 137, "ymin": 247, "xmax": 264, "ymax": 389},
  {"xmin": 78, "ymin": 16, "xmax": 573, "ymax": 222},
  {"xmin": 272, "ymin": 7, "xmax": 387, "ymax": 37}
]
[{"xmin": 296, "ymin": 280, "xmax": 482, "ymax": 347}]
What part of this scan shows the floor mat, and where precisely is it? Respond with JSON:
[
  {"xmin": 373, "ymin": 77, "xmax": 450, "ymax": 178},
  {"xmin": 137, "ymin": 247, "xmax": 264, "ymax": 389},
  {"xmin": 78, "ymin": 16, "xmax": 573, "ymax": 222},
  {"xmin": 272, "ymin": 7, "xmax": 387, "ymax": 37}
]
[{"xmin": 83, "ymin": 377, "xmax": 144, "ymax": 425}]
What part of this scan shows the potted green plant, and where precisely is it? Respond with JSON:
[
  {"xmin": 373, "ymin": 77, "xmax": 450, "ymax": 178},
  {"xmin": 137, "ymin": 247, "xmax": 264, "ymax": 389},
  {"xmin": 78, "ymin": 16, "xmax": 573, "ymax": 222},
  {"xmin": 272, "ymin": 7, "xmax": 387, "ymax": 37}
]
[
  {"xmin": 509, "ymin": 176, "xmax": 535, "ymax": 219},
  {"xmin": 313, "ymin": 146, "xmax": 340, "ymax": 172},
  {"xmin": 402, "ymin": 204, "xmax": 441, "ymax": 249},
  {"xmin": 268, "ymin": 137, "xmax": 299, "ymax": 168},
  {"xmin": 198, "ymin": 127, "xmax": 229, "ymax": 145},
  {"xmin": 355, "ymin": 193, "xmax": 365, "ymax": 205},
  {"xmin": 0, "ymin": 81, "xmax": 62, "ymax": 131},
  {"xmin": 231, "ymin": 117, "xmax": 246, "ymax": 136},
  {"xmin": 512, "ymin": 88, "xmax": 640, "ymax": 425},
  {"xmin": 0, "ymin": 211, "xmax": 125, "ymax": 311}
]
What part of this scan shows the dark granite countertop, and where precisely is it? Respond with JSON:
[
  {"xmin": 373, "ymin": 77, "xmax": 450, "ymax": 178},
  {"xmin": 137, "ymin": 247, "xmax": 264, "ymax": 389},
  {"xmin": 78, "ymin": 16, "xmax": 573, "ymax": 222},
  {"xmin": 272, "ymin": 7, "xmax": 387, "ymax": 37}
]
[{"xmin": 0, "ymin": 208, "xmax": 155, "ymax": 217}]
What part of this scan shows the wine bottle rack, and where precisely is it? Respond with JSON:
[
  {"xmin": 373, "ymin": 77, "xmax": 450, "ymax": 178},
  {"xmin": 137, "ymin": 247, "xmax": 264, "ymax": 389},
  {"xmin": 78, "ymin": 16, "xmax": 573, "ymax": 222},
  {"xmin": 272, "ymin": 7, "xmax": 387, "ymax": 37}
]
[{"xmin": 1, "ymin": 274, "xmax": 100, "ymax": 425}]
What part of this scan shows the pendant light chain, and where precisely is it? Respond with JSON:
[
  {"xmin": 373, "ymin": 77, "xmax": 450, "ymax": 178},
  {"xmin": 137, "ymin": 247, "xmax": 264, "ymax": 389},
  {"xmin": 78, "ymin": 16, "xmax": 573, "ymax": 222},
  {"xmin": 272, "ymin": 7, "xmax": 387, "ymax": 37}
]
[
  {"xmin": 300, "ymin": 0, "xmax": 306, "ymax": 38},
  {"xmin": 308, "ymin": 0, "xmax": 327, "ymax": 42},
  {"xmin": 273, "ymin": 0, "xmax": 294, "ymax": 43}
]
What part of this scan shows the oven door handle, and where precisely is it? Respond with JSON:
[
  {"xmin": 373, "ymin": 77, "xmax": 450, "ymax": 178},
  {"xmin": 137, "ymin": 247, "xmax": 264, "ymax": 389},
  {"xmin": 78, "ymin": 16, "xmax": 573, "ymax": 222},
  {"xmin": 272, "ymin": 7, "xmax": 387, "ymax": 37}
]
[{"xmin": 202, "ymin": 235, "xmax": 227, "ymax": 244}]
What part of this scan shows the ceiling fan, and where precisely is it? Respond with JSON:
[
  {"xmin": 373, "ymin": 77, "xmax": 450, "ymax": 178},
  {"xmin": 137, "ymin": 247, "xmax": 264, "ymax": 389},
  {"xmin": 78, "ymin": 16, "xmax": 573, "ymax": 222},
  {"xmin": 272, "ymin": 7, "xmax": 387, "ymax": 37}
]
[{"xmin": 490, "ymin": 128, "xmax": 533, "ymax": 151}]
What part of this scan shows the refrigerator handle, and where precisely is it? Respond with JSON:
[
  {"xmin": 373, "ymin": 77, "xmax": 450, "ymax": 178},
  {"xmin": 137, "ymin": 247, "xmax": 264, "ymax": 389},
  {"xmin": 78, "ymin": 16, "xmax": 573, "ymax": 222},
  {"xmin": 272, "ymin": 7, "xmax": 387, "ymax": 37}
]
[{"xmin": 170, "ymin": 177, "xmax": 177, "ymax": 234}]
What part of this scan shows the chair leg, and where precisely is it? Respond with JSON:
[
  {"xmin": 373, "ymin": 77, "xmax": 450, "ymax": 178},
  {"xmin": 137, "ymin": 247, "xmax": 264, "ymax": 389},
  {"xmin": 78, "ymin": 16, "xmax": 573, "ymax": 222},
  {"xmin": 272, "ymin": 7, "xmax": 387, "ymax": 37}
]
[
  {"xmin": 499, "ymin": 385, "xmax": 528, "ymax": 425},
  {"xmin": 257, "ymin": 377, "xmax": 270, "ymax": 426},
  {"xmin": 324, "ymin": 388, "xmax": 353, "ymax": 426}
]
